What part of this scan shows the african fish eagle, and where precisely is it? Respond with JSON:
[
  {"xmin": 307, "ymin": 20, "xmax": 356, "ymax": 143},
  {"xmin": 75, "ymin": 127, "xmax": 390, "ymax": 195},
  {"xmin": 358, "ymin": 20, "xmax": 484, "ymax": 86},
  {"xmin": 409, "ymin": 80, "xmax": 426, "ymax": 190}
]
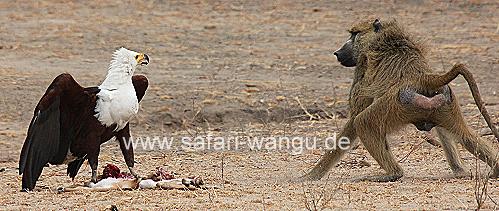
[{"xmin": 19, "ymin": 47, "xmax": 149, "ymax": 191}]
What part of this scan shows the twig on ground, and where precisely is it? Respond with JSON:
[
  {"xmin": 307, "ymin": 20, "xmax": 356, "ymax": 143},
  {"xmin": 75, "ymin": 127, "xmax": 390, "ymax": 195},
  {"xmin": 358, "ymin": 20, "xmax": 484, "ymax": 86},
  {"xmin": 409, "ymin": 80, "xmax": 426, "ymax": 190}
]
[
  {"xmin": 295, "ymin": 97, "xmax": 320, "ymax": 121},
  {"xmin": 301, "ymin": 174, "xmax": 333, "ymax": 211},
  {"xmin": 221, "ymin": 153, "xmax": 225, "ymax": 188}
]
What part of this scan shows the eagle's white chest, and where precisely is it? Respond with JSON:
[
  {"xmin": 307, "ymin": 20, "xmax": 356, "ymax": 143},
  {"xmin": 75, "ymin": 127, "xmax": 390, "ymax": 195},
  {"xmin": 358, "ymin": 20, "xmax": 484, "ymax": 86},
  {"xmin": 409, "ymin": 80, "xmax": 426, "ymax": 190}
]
[{"xmin": 94, "ymin": 84, "xmax": 138, "ymax": 131}]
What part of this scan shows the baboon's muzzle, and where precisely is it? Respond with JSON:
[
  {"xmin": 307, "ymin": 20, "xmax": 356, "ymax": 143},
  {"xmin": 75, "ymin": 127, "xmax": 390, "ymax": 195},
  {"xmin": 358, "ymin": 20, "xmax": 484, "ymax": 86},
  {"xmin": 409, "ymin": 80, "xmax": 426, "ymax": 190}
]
[{"xmin": 334, "ymin": 40, "xmax": 356, "ymax": 67}]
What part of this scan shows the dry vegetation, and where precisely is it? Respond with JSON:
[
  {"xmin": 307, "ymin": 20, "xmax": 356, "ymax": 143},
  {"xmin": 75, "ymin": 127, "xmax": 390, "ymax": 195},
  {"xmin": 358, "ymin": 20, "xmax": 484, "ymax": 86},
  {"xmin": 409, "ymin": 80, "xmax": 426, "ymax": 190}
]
[{"xmin": 0, "ymin": 0, "xmax": 498, "ymax": 210}]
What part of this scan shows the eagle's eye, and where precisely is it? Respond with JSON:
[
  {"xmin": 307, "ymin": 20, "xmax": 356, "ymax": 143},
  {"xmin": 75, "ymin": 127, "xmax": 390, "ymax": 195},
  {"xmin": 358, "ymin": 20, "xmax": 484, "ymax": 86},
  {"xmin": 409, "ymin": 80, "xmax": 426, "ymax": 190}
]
[{"xmin": 134, "ymin": 55, "xmax": 139, "ymax": 60}]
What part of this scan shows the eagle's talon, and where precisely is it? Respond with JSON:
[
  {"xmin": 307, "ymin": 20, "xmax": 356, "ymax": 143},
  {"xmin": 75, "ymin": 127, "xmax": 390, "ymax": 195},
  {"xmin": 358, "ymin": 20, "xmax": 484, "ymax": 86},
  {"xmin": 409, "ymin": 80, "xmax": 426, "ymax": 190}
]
[
  {"xmin": 128, "ymin": 167, "xmax": 140, "ymax": 179},
  {"xmin": 91, "ymin": 173, "xmax": 98, "ymax": 183}
]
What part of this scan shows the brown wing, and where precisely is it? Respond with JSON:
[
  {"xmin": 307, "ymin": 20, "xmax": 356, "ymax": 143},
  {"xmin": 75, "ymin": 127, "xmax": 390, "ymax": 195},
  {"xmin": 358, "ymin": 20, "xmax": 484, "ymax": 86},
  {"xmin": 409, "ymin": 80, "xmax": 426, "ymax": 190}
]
[
  {"xmin": 115, "ymin": 75, "xmax": 149, "ymax": 169},
  {"xmin": 19, "ymin": 73, "xmax": 98, "ymax": 191}
]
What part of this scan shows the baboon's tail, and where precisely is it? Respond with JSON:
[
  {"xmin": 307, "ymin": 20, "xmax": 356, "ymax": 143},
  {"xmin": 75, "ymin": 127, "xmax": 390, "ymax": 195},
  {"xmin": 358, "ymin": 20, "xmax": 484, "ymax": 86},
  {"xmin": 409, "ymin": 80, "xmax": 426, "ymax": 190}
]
[{"xmin": 425, "ymin": 63, "xmax": 499, "ymax": 141}]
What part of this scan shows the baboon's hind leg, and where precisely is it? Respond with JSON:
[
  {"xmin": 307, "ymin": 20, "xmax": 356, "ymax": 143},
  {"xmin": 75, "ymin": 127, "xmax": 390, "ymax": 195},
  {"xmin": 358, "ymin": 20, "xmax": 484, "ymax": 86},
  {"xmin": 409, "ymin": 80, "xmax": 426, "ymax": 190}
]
[
  {"xmin": 353, "ymin": 97, "xmax": 403, "ymax": 182},
  {"xmin": 435, "ymin": 127, "xmax": 467, "ymax": 177},
  {"xmin": 459, "ymin": 130, "xmax": 499, "ymax": 177},
  {"xmin": 437, "ymin": 104, "xmax": 499, "ymax": 178}
]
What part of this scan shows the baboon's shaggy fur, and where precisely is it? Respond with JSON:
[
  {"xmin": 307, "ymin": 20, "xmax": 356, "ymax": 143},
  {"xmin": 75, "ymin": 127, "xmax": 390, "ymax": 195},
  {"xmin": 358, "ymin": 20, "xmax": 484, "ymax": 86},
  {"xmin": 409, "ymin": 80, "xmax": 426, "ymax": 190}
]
[{"xmin": 301, "ymin": 19, "xmax": 499, "ymax": 182}]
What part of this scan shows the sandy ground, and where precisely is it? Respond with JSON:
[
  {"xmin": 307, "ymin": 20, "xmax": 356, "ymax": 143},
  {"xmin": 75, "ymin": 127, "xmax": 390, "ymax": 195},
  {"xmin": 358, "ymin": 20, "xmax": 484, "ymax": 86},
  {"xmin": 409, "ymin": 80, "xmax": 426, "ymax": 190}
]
[{"xmin": 0, "ymin": 0, "xmax": 498, "ymax": 210}]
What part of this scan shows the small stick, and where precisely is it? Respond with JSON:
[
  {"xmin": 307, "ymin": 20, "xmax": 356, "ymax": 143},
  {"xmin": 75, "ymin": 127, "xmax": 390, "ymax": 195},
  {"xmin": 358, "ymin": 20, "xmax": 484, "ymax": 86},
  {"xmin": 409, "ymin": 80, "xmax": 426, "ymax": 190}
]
[{"xmin": 295, "ymin": 97, "xmax": 319, "ymax": 121}]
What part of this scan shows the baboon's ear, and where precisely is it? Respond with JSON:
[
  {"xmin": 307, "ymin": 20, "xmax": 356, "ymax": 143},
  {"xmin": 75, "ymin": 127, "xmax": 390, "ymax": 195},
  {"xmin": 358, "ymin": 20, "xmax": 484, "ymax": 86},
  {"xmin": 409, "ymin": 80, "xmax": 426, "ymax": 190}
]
[{"xmin": 373, "ymin": 19, "xmax": 382, "ymax": 33}]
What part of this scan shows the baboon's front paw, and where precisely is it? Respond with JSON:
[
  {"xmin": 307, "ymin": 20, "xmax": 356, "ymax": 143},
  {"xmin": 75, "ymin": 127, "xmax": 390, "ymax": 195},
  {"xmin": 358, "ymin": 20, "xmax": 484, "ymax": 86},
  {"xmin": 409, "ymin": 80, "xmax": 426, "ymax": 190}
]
[
  {"xmin": 303, "ymin": 173, "xmax": 324, "ymax": 181},
  {"xmin": 290, "ymin": 173, "xmax": 322, "ymax": 183},
  {"xmin": 353, "ymin": 174, "xmax": 403, "ymax": 182},
  {"xmin": 453, "ymin": 170, "xmax": 469, "ymax": 179}
]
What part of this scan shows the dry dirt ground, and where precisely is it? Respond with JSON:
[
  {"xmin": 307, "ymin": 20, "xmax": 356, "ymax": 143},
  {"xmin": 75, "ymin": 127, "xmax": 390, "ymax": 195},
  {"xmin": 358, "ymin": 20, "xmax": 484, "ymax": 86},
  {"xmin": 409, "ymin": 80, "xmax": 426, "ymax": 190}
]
[{"xmin": 0, "ymin": 0, "xmax": 499, "ymax": 210}]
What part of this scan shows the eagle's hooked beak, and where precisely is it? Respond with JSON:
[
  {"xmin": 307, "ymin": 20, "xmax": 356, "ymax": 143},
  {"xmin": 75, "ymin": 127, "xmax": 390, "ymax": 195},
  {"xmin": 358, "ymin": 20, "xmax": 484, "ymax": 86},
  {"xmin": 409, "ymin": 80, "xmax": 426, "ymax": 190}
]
[{"xmin": 135, "ymin": 53, "xmax": 150, "ymax": 66}]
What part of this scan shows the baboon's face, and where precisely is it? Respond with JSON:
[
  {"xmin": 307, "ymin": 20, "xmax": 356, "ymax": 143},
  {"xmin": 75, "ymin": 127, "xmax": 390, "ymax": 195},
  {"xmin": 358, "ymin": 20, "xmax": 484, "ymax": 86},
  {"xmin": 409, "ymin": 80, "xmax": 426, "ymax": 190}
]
[{"xmin": 334, "ymin": 19, "xmax": 382, "ymax": 67}]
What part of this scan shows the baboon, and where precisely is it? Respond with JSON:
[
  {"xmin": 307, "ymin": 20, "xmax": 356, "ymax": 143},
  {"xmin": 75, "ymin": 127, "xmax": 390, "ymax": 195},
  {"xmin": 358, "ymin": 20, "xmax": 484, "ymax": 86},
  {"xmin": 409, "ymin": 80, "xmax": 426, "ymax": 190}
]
[{"xmin": 301, "ymin": 19, "xmax": 499, "ymax": 182}]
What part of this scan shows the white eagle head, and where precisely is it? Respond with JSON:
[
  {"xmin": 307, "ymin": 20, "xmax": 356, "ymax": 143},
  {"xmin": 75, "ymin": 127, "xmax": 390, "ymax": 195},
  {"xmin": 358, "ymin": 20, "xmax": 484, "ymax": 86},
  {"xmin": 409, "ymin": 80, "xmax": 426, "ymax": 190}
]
[
  {"xmin": 109, "ymin": 47, "xmax": 150, "ymax": 76},
  {"xmin": 100, "ymin": 47, "xmax": 150, "ymax": 88}
]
